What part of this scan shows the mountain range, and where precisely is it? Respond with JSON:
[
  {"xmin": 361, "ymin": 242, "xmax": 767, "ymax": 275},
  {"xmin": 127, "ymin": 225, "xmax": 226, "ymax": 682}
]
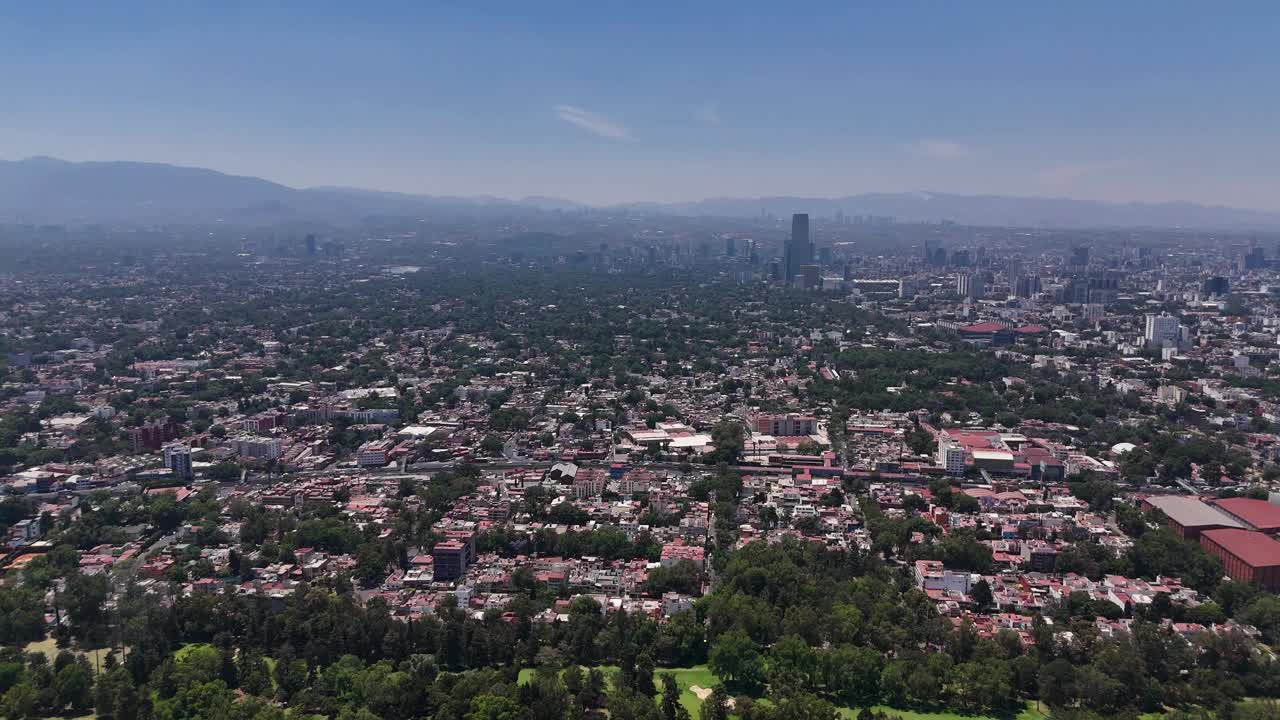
[{"xmin": 2, "ymin": 156, "xmax": 1278, "ymax": 230}]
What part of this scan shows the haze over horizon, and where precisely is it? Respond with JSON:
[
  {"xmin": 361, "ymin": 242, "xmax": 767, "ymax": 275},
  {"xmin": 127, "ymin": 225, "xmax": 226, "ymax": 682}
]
[{"xmin": 3, "ymin": 2, "xmax": 1278, "ymax": 209}]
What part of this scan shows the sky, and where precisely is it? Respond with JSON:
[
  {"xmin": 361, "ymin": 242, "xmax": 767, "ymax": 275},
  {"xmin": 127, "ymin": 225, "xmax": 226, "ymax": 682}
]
[{"xmin": 2, "ymin": 2, "xmax": 1279, "ymax": 208}]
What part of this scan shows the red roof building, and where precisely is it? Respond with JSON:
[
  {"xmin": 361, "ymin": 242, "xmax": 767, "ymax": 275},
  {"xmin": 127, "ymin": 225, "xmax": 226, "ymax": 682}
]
[
  {"xmin": 1199, "ymin": 528, "xmax": 1280, "ymax": 591},
  {"xmin": 1209, "ymin": 497, "xmax": 1280, "ymax": 534},
  {"xmin": 956, "ymin": 322, "xmax": 1015, "ymax": 346}
]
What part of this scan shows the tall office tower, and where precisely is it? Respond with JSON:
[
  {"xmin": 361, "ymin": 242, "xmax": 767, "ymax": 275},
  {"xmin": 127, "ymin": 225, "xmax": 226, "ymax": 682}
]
[
  {"xmin": 956, "ymin": 272, "xmax": 983, "ymax": 299},
  {"xmin": 799, "ymin": 264, "xmax": 820, "ymax": 289},
  {"xmin": 1241, "ymin": 246, "xmax": 1266, "ymax": 271},
  {"xmin": 1144, "ymin": 313, "xmax": 1180, "ymax": 349},
  {"xmin": 1070, "ymin": 245, "xmax": 1091, "ymax": 268},
  {"xmin": 785, "ymin": 213, "xmax": 812, "ymax": 286},
  {"xmin": 1063, "ymin": 277, "xmax": 1090, "ymax": 304},
  {"xmin": 818, "ymin": 246, "xmax": 833, "ymax": 266},
  {"xmin": 725, "ymin": 236, "xmax": 737, "ymax": 257},
  {"xmin": 1202, "ymin": 276, "xmax": 1230, "ymax": 297},
  {"xmin": 1014, "ymin": 275, "xmax": 1041, "ymax": 299}
]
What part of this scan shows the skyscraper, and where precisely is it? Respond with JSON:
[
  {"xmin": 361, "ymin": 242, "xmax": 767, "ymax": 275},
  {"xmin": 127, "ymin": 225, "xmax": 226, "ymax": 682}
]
[
  {"xmin": 956, "ymin": 272, "xmax": 983, "ymax": 300},
  {"xmin": 1202, "ymin": 276, "xmax": 1230, "ymax": 297},
  {"xmin": 1014, "ymin": 275, "xmax": 1041, "ymax": 299},
  {"xmin": 784, "ymin": 213, "xmax": 812, "ymax": 287}
]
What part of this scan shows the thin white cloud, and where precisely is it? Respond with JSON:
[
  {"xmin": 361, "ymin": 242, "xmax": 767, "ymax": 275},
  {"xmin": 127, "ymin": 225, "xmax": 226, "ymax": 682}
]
[
  {"xmin": 694, "ymin": 102, "xmax": 721, "ymax": 126},
  {"xmin": 910, "ymin": 139, "xmax": 977, "ymax": 160},
  {"xmin": 1035, "ymin": 161, "xmax": 1123, "ymax": 185},
  {"xmin": 554, "ymin": 105, "xmax": 631, "ymax": 140}
]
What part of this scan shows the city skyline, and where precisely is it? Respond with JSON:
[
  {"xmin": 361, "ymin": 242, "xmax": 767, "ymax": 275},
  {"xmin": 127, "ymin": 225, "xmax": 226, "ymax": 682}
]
[{"xmin": 3, "ymin": 2, "xmax": 1279, "ymax": 208}]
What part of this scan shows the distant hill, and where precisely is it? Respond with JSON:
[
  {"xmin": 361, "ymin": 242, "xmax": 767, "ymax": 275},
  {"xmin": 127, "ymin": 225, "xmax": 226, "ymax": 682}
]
[
  {"xmin": 633, "ymin": 192, "xmax": 1280, "ymax": 230},
  {"xmin": 1, "ymin": 156, "xmax": 1278, "ymax": 230}
]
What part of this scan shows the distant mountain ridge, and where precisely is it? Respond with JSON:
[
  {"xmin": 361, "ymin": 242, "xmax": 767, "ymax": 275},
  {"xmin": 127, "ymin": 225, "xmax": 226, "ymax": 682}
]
[
  {"xmin": 1, "ymin": 156, "xmax": 1277, "ymax": 230},
  {"xmin": 634, "ymin": 193, "xmax": 1280, "ymax": 230}
]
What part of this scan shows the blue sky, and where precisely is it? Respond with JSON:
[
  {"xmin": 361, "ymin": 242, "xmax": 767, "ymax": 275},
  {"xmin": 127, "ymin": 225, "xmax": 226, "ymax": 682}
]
[{"xmin": 2, "ymin": 2, "xmax": 1278, "ymax": 207}]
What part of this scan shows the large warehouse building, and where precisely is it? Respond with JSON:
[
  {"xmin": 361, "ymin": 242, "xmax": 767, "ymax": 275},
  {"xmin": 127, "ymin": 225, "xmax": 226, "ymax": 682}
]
[
  {"xmin": 1209, "ymin": 497, "xmax": 1280, "ymax": 535},
  {"xmin": 1199, "ymin": 528, "xmax": 1280, "ymax": 591},
  {"xmin": 1142, "ymin": 495, "xmax": 1243, "ymax": 539}
]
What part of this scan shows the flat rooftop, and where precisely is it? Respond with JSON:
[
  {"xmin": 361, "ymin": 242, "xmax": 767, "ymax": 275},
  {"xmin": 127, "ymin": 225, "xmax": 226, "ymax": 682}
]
[{"xmin": 1145, "ymin": 495, "xmax": 1243, "ymax": 530}]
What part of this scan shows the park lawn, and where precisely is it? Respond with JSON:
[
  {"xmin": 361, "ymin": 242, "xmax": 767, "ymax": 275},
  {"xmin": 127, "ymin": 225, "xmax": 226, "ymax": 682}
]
[
  {"xmin": 835, "ymin": 702, "xmax": 1055, "ymax": 720},
  {"xmin": 517, "ymin": 664, "xmax": 711, "ymax": 717},
  {"xmin": 23, "ymin": 636, "xmax": 124, "ymax": 673},
  {"xmin": 517, "ymin": 668, "xmax": 1084, "ymax": 720},
  {"xmin": 657, "ymin": 665, "xmax": 720, "ymax": 718}
]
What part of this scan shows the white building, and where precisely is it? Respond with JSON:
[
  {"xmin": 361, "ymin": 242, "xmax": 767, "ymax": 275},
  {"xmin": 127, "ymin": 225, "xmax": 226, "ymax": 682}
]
[
  {"xmin": 163, "ymin": 444, "xmax": 193, "ymax": 479},
  {"xmin": 1144, "ymin": 313, "xmax": 1180, "ymax": 349},
  {"xmin": 937, "ymin": 442, "xmax": 966, "ymax": 475},
  {"xmin": 231, "ymin": 436, "xmax": 283, "ymax": 460}
]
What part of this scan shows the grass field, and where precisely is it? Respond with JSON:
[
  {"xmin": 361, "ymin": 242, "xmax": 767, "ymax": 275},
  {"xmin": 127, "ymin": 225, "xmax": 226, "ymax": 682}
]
[
  {"xmin": 835, "ymin": 703, "xmax": 1050, "ymax": 720},
  {"xmin": 23, "ymin": 636, "xmax": 124, "ymax": 674},
  {"xmin": 519, "ymin": 665, "xmax": 1060, "ymax": 720},
  {"xmin": 518, "ymin": 664, "xmax": 711, "ymax": 717}
]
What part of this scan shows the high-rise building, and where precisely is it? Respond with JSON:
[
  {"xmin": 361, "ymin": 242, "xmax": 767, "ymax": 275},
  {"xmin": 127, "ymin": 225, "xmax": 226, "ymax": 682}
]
[
  {"xmin": 1241, "ymin": 246, "xmax": 1266, "ymax": 271},
  {"xmin": 1014, "ymin": 275, "xmax": 1041, "ymax": 299},
  {"xmin": 1063, "ymin": 278, "xmax": 1090, "ymax": 304},
  {"xmin": 938, "ymin": 442, "xmax": 966, "ymax": 475},
  {"xmin": 1144, "ymin": 313, "xmax": 1180, "ymax": 349},
  {"xmin": 163, "ymin": 444, "xmax": 193, "ymax": 480},
  {"xmin": 1070, "ymin": 245, "xmax": 1091, "ymax": 268},
  {"xmin": 784, "ymin": 213, "xmax": 812, "ymax": 287},
  {"xmin": 1202, "ymin": 276, "xmax": 1230, "ymax": 297},
  {"xmin": 799, "ymin": 264, "xmax": 821, "ymax": 289},
  {"xmin": 956, "ymin": 272, "xmax": 983, "ymax": 299},
  {"xmin": 725, "ymin": 236, "xmax": 737, "ymax": 257}
]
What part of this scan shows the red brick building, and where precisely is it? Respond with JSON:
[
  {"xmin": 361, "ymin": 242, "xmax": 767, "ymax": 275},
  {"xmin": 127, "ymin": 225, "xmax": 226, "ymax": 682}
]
[{"xmin": 1199, "ymin": 528, "xmax": 1280, "ymax": 591}]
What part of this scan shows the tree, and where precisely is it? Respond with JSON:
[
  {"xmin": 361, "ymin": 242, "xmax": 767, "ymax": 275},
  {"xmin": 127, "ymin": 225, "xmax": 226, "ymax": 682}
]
[
  {"xmin": 355, "ymin": 543, "xmax": 389, "ymax": 587},
  {"xmin": 971, "ymin": 579, "xmax": 993, "ymax": 610},
  {"xmin": 708, "ymin": 630, "xmax": 764, "ymax": 693},
  {"xmin": 54, "ymin": 661, "xmax": 93, "ymax": 713},
  {"xmin": 948, "ymin": 660, "xmax": 1013, "ymax": 713},
  {"xmin": 147, "ymin": 493, "xmax": 186, "ymax": 533},
  {"xmin": 767, "ymin": 635, "xmax": 815, "ymax": 692},
  {"xmin": 1038, "ymin": 658, "xmax": 1075, "ymax": 709},
  {"xmin": 466, "ymin": 694, "xmax": 522, "ymax": 720},
  {"xmin": 237, "ymin": 650, "xmax": 272, "ymax": 696},
  {"xmin": 822, "ymin": 645, "xmax": 881, "ymax": 707},
  {"xmin": 710, "ymin": 421, "xmax": 746, "ymax": 465},
  {"xmin": 479, "ymin": 434, "xmax": 506, "ymax": 457},
  {"xmin": 2, "ymin": 683, "xmax": 38, "ymax": 720},
  {"xmin": 1240, "ymin": 595, "xmax": 1280, "ymax": 644},
  {"xmin": 795, "ymin": 440, "xmax": 824, "ymax": 456},
  {"xmin": 58, "ymin": 572, "xmax": 110, "ymax": 642},
  {"xmin": 660, "ymin": 673, "xmax": 690, "ymax": 720},
  {"xmin": 699, "ymin": 686, "xmax": 730, "ymax": 720}
]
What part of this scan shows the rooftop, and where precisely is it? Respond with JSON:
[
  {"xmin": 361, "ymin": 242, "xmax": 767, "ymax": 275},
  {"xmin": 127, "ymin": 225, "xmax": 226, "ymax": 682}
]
[
  {"xmin": 1201, "ymin": 528, "xmax": 1280, "ymax": 568},
  {"xmin": 1145, "ymin": 495, "xmax": 1243, "ymax": 530},
  {"xmin": 1210, "ymin": 497, "xmax": 1280, "ymax": 532}
]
